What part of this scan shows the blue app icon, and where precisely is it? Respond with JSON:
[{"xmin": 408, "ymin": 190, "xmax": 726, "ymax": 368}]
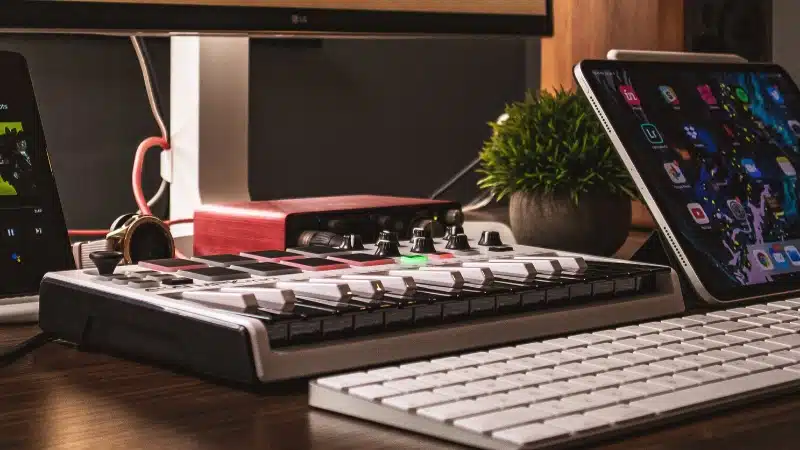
[
  {"xmin": 741, "ymin": 158, "xmax": 762, "ymax": 178},
  {"xmin": 785, "ymin": 246, "xmax": 800, "ymax": 266},
  {"xmin": 770, "ymin": 247, "xmax": 791, "ymax": 269},
  {"xmin": 768, "ymin": 85, "xmax": 785, "ymax": 105}
]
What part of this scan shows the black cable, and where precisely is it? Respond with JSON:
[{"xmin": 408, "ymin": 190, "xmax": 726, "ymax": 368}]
[
  {"xmin": 0, "ymin": 332, "xmax": 53, "ymax": 368},
  {"xmin": 430, "ymin": 156, "xmax": 481, "ymax": 200}
]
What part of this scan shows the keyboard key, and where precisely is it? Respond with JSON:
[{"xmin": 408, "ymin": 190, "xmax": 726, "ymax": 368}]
[
  {"xmin": 615, "ymin": 338, "xmax": 656, "ymax": 351},
  {"xmin": 569, "ymin": 375, "xmax": 619, "ymax": 391},
  {"xmin": 624, "ymin": 381, "xmax": 671, "ymax": 396},
  {"xmin": 768, "ymin": 334, "xmax": 800, "ymax": 349},
  {"xmin": 594, "ymin": 329, "xmax": 634, "ymax": 340},
  {"xmin": 745, "ymin": 327, "xmax": 789, "ymax": 338},
  {"xmin": 592, "ymin": 342, "xmax": 633, "ymax": 355},
  {"xmin": 383, "ymin": 391, "xmax": 450, "ymax": 410},
  {"xmin": 727, "ymin": 330, "xmax": 766, "ymax": 342},
  {"xmin": 557, "ymin": 363, "xmax": 604, "ymax": 377},
  {"xmin": 739, "ymin": 316, "xmax": 779, "ymax": 327},
  {"xmin": 660, "ymin": 343, "xmax": 703, "ymax": 355},
  {"xmin": 481, "ymin": 362, "xmax": 527, "ymax": 376},
  {"xmin": 488, "ymin": 346, "xmax": 537, "ymax": 359},
  {"xmin": 565, "ymin": 346, "xmax": 609, "ymax": 360},
  {"xmin": 631, "ymin": 369, "xmax": 800, "ymax": 414},
  {"xmin": 585, "ymin": 404, "xmax": 653, "ymax": 424},
  {"xmin": 544, "ymin": 413, "xmax": 609, "ymax": 433},
  {"xmin": 506, "ymin": 387, "xmax": 561, "ymax": 403},
  {"xmin": 662, "ymin": 329, "xmax": 704, "ymax": 341},
  {"xmin": 683, "ymin": 326, "xmax": 724, "ymax": 337},
  {"xmin": 182, "ymin": 291, "xmax": 257, "ymax": 311},
  {"xmin": 680, "ymin": 315, "xmax": 723, "ymax": 325},
  {"xmin": 368, "ymin": 367, "xmax": 417, "ymax": 380},
  {"xmin": 517, "ymin": 342, "xmax": 561, "ymax": 355},
  {"xmin": 349, "ymin": 384, "xmax": 402, "ymax": 400},
  {"xmin": 401, "ymin": 361, "xmax": 446, "ymax": 375},
  {"xmin": 617, "ymin": 325, "xmax": 657, "ymax": 336},
  {"xmin": 466, "ymin": 379, "xmax": 517, "ymax": 395},
  {"xmin": 682, "ymin": 339, "xmax": 725, "ymax": 351},
  {"xmin": 583, "ymin": 357, "xmax": 629, "ymax": 371},
  {"xmin": 699, "ymin": 364, "xmax": 747, "ymax": 380},
  {"xmin": 728, "ymin": 307, "xmax": 766, "ymax": 317},
  {"xmin": 750, "ymin": 304, "xmax": 787, "ymax": 313},
  {"xmin": 591, "ymin": 387, "xmax": 642, "ymax": 403},
  {"xmin": 777, "ymin": 310, "xmax": 800, "ymax": 320},
  {"xmin": 446, "ymin": 367, "xmax": 497, "ymax": 382},
  {"xmin": 650, "ymin": 359, "xmax": 698, "ymax": 373},
  {"xmin": 538, "ymin": 352, "xmax": 583, "ymax": 365},
  {"xmin": 725, "ymin": 345, "xmax": 766, "ymax": 357},
  {"xmin": 648, "ymin": 375, "xmax": 698, "ymax": 390},
  {"xmin": 416, "ymin": 372, "xmax": 468, "ymax": 388},
  {"xmin": 707, "ymin": 310, "xmax": 745, "ymax": 320},
  {"xmin": 384, "ymin": 378, "xmax": 437, "ymax": 393},
  {"xmin": 637, "ymin": 347, "xmax": 681, "ymax": 360},
  {"xmin": 317, "ymin": 372, "xmax": 384, "ymax": 390},
  {"xmin": 429, "ymin": 357, "xmax": 475, "ymax": 370},
  {"xmin": 609, "ymin": 352, "xmax": 655, "ymax": 365},
  {"xmin": 625, "ymin": 364, "xmax": 672, "ymax": 378},
  {"xmin": 434, "ymin": 384, "xmax": 489, "ymax": 400},
  {"xmin": 454, "ymin": 407, "xmax": 553, "ymax": 433},
  {"xmin": 543, "ymin": 337, "xmax": 586, "ymax": 350},
  {"xmin": 674, "ymin": 370, "xmax": 721, "ymax": 384},
  {"xmin": 725, "ymin": 359, "xmax": 771, "ymax": 373},
  {"xmin": 767, "ymin": 301, "xmax": 797, "ymax": 310},
  {"xmin": 493, "ymin": 422, "xmax": 570, "ymax": 445},
  {"xmin": 460, "ymin": 351, "xmax": 507, "ymax": 365},
  {"xmin": 638, "ymin": 334, "xmax": 680, "ymax": 346},
  {"xmin": 745, "ymin": 341, "xmax": 786, "ymax": 353},
  {"xmin": 640, "ymin": 321, "xmax": 681, "ymax": 332},
  {"xmin": 760, "ymin": 313, "xmax": 795, "ymax": 323},
  {"xmin": 527, "ymin": 368, "xmax": 573, "ymax": 383},
  {"xmin": 505, "ymin": 357, "xmax": 555, "ymax": 371},
  {"xmin": 530, "ymin": 398, "xmax": 587, "ymax": 416},
  {"xmin": 674, "ymin": 354, "xmax": 719, "ymax": 368},
  {"xmin": 773, "ymin": 322, "xmax": 800, "ymax": 332},
  {"xmin": 597, "ymin": 369, "xmax": 647, "ymax": 385},
  {"xmin": 773, "ymin": 350, "xmax": 800, "ymax": 363},
  {"xmin": 701, "ymin": 349, "xmax": 744, "ymax": 362},
  {"xmin": 705, "ymin": 334, "xmax": 748, "ymax": 346},
  {"xmin": 418, "ymin": 399, "xmax": 497, "ymax": 421},
  {"xmin": 496, "ymin": 373, "xmax": 551, "ymax": 388},
  {"xmin": 570, "ymin": 333, "xmax": 612, "ymax": 345},
  {"xmin": 748, "ymin": 355, "xmax": 795, "ymax": 368}
]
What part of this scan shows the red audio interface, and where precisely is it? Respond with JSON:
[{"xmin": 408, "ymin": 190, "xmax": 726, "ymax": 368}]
[{"xmin": 192, "ymin": 195, "xmax": 463, "ymax": 256}]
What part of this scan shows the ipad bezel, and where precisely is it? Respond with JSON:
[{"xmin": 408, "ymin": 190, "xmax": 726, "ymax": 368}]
[
  {"xmin": 0, "ymin": 50, "xmax": 74, "ymax": 299},
  {"xmin": 574, "ymin": 58, "xmax": 800, "ymax": 305}
]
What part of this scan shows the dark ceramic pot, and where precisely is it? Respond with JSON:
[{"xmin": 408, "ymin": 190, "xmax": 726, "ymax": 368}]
[{"xmin": 509, "ymin": 190, "xmax": 632, "ymax": 257}]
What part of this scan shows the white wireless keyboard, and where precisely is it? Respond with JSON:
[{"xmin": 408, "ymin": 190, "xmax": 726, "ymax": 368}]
[{"xmin": 310, "ymin": 300, "xmax": 800, "ymax": 449}]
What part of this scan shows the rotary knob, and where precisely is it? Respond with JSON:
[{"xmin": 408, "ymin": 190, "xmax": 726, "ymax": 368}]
[
  {"xmin": 374, "ymin": 239, "xmax": 401, "ymax": 257},
  {"xmin": 444, "ymin": 209, "xmax": 465, "ymax": 225},
  {"xmin": 443, "ymin": 225, "xmax": 465, "ymax": 240},
  {"xmin": 478, "ymin": 231, "xmax": 503, "ymax": 247},
  {"xmin": 338, "ymin": 234, "xmax": 365, "ymax": 250},
  {"xmin": 446, "ymin": 233, "xmax": 471, "ymax": 251},
  {"xmin": 378, "ymin": 230, "xmax": 400, "ymax": 244},
  {"xmin": 414, "ymin": 219, "xmax": 445, "ymax": 238},
  {"xmin": 410, "ymin": 236, "xmax": 437, "ymax": 254},
  {"xmin": 90, "ymin": 251, "xmax": 124, "ymax": 275},
  {"xmin": 411, "ymin": 227, "xmax": 430, "ymax": 241}
]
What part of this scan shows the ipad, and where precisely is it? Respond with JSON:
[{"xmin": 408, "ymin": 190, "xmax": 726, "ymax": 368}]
[
  {"xmin": 574, "ymin": 59, "xmax": 800, "ymax": 305},
  {"xmin": 0, "ymin": 51, "xmax": 73, "ymax": 299}
]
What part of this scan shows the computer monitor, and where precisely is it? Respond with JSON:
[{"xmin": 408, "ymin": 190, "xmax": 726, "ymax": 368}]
[{"xmin": 4, "ymin": 1, "xmax": 552, "ymax": 37}]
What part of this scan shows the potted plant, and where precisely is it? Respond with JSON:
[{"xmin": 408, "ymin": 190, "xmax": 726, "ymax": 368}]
[{"xmin": 477, "ymin": 88, "xmax": 640, "ymax": 257}]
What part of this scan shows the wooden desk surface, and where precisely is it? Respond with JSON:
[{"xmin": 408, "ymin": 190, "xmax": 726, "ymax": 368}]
[{"xmin": 3, "ymin": 231, "xmax": 800, "ymax": 449}]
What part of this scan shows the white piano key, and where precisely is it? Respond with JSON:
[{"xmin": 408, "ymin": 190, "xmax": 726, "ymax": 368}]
[
  {"xmin": 310, "ymin": 278, "xmax": 384, "ymax": 299},
  {"xmin": 181, "ymin": 290, "xmax": 258, "ymax": 311},
  {"xmin": 461, "ymin": 261, "xmax": 537, "ymax": 278},
  {"xmin": 419, "ymin": 266, "xmax": 493, "ymax": 284},
  {"xmin": 388, "ymin": 269, "xmax": 465, "ymax": 288},
  {"xmin": 491, "ymin": 258, "xmax": 560, "ymax": 274},
  {"xmin": 342, "ymin": 274, "xmax": 416, "ymax": 295},
  {"xmin": 265, "ymin": 281, "xmax": 352, "ymax": 302},
  {"xmin": 513, "ymin": 256, "xmax": 588, "ymax": 273},
  {"xmin": 220, "ymin": 286, "xmax": 296, "ymax": 310}
]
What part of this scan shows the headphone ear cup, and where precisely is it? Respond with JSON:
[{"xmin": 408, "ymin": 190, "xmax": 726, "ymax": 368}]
[{"xmin": 110, "ymin": 213, "xmax": 139, "ymax": 231}]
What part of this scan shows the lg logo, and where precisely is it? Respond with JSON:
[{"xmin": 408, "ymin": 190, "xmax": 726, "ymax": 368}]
[{"xmin": 291, "ymin": 14, "xmax": 308, "ymax": 25}]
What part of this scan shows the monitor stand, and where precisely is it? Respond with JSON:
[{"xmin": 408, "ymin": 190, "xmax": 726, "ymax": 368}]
[{"xmin": 168, "ymin": 36, "xmax": 253, "ymax": 256}]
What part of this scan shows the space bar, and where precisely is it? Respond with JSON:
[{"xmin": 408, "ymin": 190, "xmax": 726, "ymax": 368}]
[{"xmin": 631, "ymin": 369, "xmax": 800, "ymax": 414}]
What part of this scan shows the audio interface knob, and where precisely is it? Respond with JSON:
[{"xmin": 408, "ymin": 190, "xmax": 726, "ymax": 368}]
[
  {"xmin": 478, "ymin": 231, "xmax": 503, "ymax": 247},
  {"xmin": 446, "ymin": 233, "xmax": 471, "ymax": 251},
  {"xmin": 444, "ymin": 209, "xmax": 465, "ymax": 225},
  {"xmin": 375, "ymin": 239, "xmax": 401, "ymax": 257},
  {"xmin": 410, "ymin": 236, "xmax": 436, "ymax": 254},
  {"xmin": 411, "ymin": 227, "xmax": 430, "ymax": 241},
  {"xmin": 414, "ymin": 219, "xmax": 445, "ymax": 238}
]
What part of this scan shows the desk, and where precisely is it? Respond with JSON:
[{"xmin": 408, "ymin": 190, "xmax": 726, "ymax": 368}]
[{"xmin": 4, "ymin": 234, "xmax": 800, "ymax": 450}]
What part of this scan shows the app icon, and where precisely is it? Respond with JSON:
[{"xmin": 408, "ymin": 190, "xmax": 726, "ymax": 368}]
[
  {"xmin": 777, "ymin": 156, "xmax": 796, "ymax": 176},
  {"xmin": 619, "ymin": 85, "xmax": 641, "ymax": 106},
  {"xmin": 784, "ymin": 245, "xmax": 800, "ymax": 266},
  {"xmin": 684, "ymin": 125, "xmax": 699, "ymax": 140},
  {"xmin": 641, "ymin": 123, "xmax": 663, "ymax": 144},
  {"xmin": 676, "ymin": 148, "xmax": 692, "ymax": 161},
  {"xmin": 10, "ymin": 252, "xmax": 21, "ymax": 264},
  {"xmin": 659, "ymin": 86, "xmax": 679, "ymax": 105},
  {"xmin": 697, "ymin": 84, "xmax": 718, "ymax": 105},
  {"xmin": 735, "ymin": 86, "xmax": 750, "ymax": 103},
  {"xmin": 5, "ymin": 228, "xmax": 15, "ymax": 238},
  {"xmin": 722, "ymin": 124, "xmax": 735, "ymax": 138},
  {"xmin": 687, "ymin": 203, "xmax": 710, "ymax": 224},
  {"xmin": 768, "ymin": 85, "xmax": 784, "ymax": 105},
  {"xmin": 741, "ymin": 158, "xmax": 762, "ymax": 177},
  {"xmin": 770, "ymin": 246, "xmax": 791, "ymax": 269},
  {"xmin": 753, "ymin": 249, "xmax": 774, "ymax": 271},
  {"xmin": 788, "ymin": 120, "xmax": 800, "ymax": 137},
  {"xmin": 664, "ymin": 161, "xmax": 686, "ymax": 184},
  {"xmin": 727, "ymin": 199, "xmax": 747, "ymax": 221}
]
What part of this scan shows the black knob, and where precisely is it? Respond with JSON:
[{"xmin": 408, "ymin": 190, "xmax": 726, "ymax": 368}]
[
  {"xmin": 411, "ymin": 227, "xmax": 430, "ymax": 241},
  {"xmin": 377, "ymin": 216, "xmax": 405, "ymax": 232},
  {"xmin": 443, "ymin": 225, "xmax": 465, "ymax": 240},
  {"xmin": 444, "ymin": 209, "xmax": 465, "ymax": 225},
  {"xmin": 478, "ymin": 231, "xmax": 503, "ymax": 247},
  {"xmin": 378, "ymin": 230, "xmax": 399, "ymax": 244},
  {"xmin": 414, "ymin": 219, "xmax": 445, "ymax": 238},
  {"xmin": 90, "ymin": 251, "xmax": 124, "ymax": 275},
  {"xmin": 410, "ymin": 236, "xmax": 437, "ymax": 254},
  {"xmin": 338, "ymin": 234, "xmax": 365, "ymax": 250},
  {"xmin": 446, "ymin": 233, "xmax": 471, "ymax": 251},
  {"xmin": 374, "ymin": 239, "xmax": 401, "ymax": 257},
  {"xmin": 298, "ymin": 231, "xmax": 344, "ymax": 248}
]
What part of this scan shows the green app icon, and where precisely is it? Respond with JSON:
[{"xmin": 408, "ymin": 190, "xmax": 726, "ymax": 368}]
[{"xmin": 735, "ymin": 87, "xmax": 750, "ymax": 103}]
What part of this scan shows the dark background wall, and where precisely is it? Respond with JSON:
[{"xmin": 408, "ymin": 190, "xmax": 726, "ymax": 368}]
[{"xmin": 0, "ymin": 35, "xmax": 535, "ymax": 230}]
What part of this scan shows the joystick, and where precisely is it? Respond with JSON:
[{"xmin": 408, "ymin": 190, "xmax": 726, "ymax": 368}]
[
  {"xmin": 410, "ymin": 236, "xmax": 437, "ymax": 254},
  {"xmin": 478, "ymin": 231, "xmax": 503, "ymax": 247},
  {"xmin": 443, "ymin": 225, "xmax": 464, "ymax": 240},
  {"xmin": 446, "ymin": 233, "xmax": 471, "ymax": 251},
  {"xmin": 339, "ymin": 234, "xmax": 365, "ymax": 251},
  {"xmin": 374, "ymin": 239, "xmax": 402, "ymax": 257},
  {"xmin": 89, "ymin": 251, "xmax": 124, "ymax": 275},
  {"xmin": 378, "ymin": 230, "xmax": 399, "ymax": 244}
]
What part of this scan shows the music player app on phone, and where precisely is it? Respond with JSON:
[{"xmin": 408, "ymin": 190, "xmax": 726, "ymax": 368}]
[{"xmin": 687, "ymin": 203, "xmax": 709, "ymax": 224}]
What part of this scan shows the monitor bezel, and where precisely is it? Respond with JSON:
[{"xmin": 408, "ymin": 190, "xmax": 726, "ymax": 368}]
[{"xmin": 1, "ymin": 1, "xmax": 553, "ymax": 37}]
